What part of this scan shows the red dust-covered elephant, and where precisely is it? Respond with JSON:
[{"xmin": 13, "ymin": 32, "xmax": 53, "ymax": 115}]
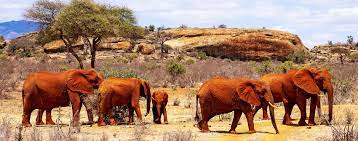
[
  {"xmin": 255, "ymin": 67, "xmax": 333, "ymax": 126},
  {"xmin": 152, "ymin": 90, "xmax": 169, "ymax": 124},
  {"xmin": 195, "ymin": 78, "xmax": 279, "ymax": 134},
  {"xmin": 22, "ymin": 69, "xmax": 103, "ymax": 127},
  {"xmin": 97, "ymin": 78, "xmax": 151, "ymax": 126}
]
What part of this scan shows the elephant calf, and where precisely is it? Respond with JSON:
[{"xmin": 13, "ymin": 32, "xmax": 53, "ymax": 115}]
[{"xmin": 152, "ymin": 91, "xmax": 169, "ymax": 124}]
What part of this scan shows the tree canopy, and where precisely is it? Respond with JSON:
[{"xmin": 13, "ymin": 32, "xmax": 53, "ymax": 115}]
[{"xmin": 26, "ymin": 0, "xmax": 142, "ymax": 68}]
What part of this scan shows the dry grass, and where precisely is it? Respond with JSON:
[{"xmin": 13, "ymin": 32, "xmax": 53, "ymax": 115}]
[
  {"xmin": 162, "ymin": 130, "xmax": 196, "ymax": 141},
  {"xmin": 0, "ymin": 117, "xmax": 11, "ymax": 141}
]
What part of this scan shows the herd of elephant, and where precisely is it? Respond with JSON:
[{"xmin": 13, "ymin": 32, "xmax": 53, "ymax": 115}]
[{"xmin": 20, "ymin": 67, "xmax": 333, "ymax": 135}]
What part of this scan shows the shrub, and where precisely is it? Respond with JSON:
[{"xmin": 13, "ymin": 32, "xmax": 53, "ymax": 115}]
[
  {"xmin": 218, "ymin": 24, "xmax": 227, "ymax": 28},
  {"xmin": 166, "ymin": 59, "xmax": 186, "ymax": 77},
  {"xmin": 0, "ymin": 117, "xmax": 11, "ymax": 141},
  {"xmin": 163, "ymin": 130, "xmax": 196, "ymax": 141},
  {"xmin": 197, "ymin": 51, "xmax": 208, "ymax": 60},
  {"xmin": 185, "ymin": 58, "xmax": 195, "ymax": 65},
  {"xmin": 99, "ymin": 69, "xmax": 142, "ymax": 79},
  {"xmin": 176, "ymin": 54, "xmax": 185, "ymax": 61},
  {"xmin": 173, "ymin": 98, "xmax": 180, "ymax": 106},
  {"xmin": 318, "ymin": 109, "xmax": 358, "ymax": 141},
  {"xmin": 348, "ymin": 52, "xmax": 358, "ymax": 62},
  {"xmin": 286, "ymin": 51, "xmax": 310, "ymax": 64},
  {"xmin": 148, "ymin": 25, "xmax": 155, "ymax": 32},
  {"xmin": 254, "ymin": 60, "xmax": 273, "ymax": 75}
]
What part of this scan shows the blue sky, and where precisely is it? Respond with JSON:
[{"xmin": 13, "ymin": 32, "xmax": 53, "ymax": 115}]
[{"xmin": 0, "ymin": 0, "xmax": 357, "ymax": 48}]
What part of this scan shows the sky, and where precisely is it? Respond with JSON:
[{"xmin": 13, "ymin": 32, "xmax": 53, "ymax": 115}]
[{"xmin": 0, "ymin": 0, "xmax": 357, "ymax": 48}]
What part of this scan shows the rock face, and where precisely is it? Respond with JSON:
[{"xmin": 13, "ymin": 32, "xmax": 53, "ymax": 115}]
[
  {"xmin": 163, "ymin": 28, "xmax": 306, "ymax": 60},
  {"xmin": 137, "ymin": 43, "xmax": 155, "ymax": 55},
  {"xmin": 43, "ymin": 38, "xmax": 131, "ymax": 53},
  {"xmin": 310, "ymin": 44, "xmax": 358, "ymax": 62}
]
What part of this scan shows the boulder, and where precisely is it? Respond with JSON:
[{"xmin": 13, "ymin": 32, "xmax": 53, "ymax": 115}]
[
  {"xmin": 99, "ymin": 41, "xmax": 131, "ymax": 51},
  {"xmin": 162, "ymin": 28, "xmax": 306, "ymax": 61},
  {"xmin": 137, "ymin": 43, "xmax": 155, "ymax": 55}
]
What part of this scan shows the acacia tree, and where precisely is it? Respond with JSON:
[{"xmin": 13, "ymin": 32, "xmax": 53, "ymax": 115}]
[
  {"xmin": 26, "ymin": 0, "xmax": 140, "ymax": 69},
  {"xmin": 25, "ymin": 0, "xmax": 87, "ymax": 68},
  {"xmin": 55, "ymin": 0, "xmax": 139, "ymax": 68}
]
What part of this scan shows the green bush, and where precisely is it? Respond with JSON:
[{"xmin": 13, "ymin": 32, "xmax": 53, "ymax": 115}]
[
  {"xmin": 176, "ymin": 54, "xmax": 185, "ymax": 61},
  {"xmin": 348, "ymin": 52, "xmax": 358, "ymax": 62},
  {"xmin": 254, "ymin": 60, "xmax": 273, "ymax": 75},
  {"xmin": 197, "ymin": 51, "xmax": 208, "ymax": 60},
  {"xmin": 166, "ymin": 59, "xmax": 186, "ymax": 76},
  {"xmin": 185, "ymin": 58, "xmax": 195, "ymax": 65},
  {"xmin": 99, "ymin": 69, "xmax": 142, "ymax": 79},
  {"xmin": 273, "ymin": 61, "xmax": 304, "ymax": 73},
  {"xmin": 286, "ymin": 51, "xmax": 310, "ymax": 64},
  {"xmin": 20, "ymin": 50, "xmax": 33, "ymax": 57}
]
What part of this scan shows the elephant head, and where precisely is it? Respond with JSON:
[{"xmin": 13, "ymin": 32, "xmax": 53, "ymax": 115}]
[
  {"xmin": 292, "ymin": 67, "xmax": 333, "ymax": 122},
  {"xmin": 140, "ymin": 80, "xmax": 151, "ymax": 116},
  {"xmin": 67, "ymin": 69, "xmax": 103, "ymax": 95},
  {"xmin": 236, "ymin": 80, "xmax": 279, "ymax": 134}
]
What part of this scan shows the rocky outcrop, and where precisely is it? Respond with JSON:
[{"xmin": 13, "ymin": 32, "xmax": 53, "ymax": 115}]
[
  {"xmin": 43, "ymin": 38, "xmax": 132, "ymax": 53},
  {"xmin": 310, "ymin": 44, "xmax": 358, "ymax": 62},
  {"xmin": 162, "ymin": 28, "xmax": 306, "ymax": 60},
  {"xmin": 137, "ymin": 43, "xmax": 155, "ymax": 55}
]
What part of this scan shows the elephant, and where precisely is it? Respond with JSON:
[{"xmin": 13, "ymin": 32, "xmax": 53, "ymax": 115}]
[
  {"xmin": 254, "ymin": 67, "xmax": 333, "ymax": 126},
  {"xmin": 152, "ymin": 90, "xmax": 168, "ymax": 124},
  {"xmin": 195, "ymin": 78, "xmax": 279, "ymax": 134},
  {"xmin": 22, "ymin": 69, "xmax": 103, "ymax": 127},
  {"xmin": 97, "ymin": 78, "xmax": 151, "ymax": 126}
]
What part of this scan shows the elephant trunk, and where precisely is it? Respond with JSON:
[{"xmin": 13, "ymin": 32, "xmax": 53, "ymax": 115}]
[
  {"xmin": 269, "ymin": 105, "xmax": 279, "ymax": 134},
  {"xmin": 327, "ymin": 85, "xmax": 333, "ymax": 122},
  {"xmin": 146, "ymin": 93, "xmax": 151, "ymax": 116}
]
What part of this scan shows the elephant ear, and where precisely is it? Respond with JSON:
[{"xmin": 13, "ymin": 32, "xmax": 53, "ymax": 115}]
[
  {"xmin": 236, "ymin": 82, "xmax": 261, "ymax": 106},
  {"xmin": 67, "ymin": 70, "xmax": 93, "ymax": 94},
  {"xmin": 292, "ymin": 69, "xmax": 320, "ymax": 95}
]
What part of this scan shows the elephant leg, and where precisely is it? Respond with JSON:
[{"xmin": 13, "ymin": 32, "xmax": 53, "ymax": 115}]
[
  {"xmin": 98, "ymin": 106, "xmax": 108, "ymax": 126},
  {"xmin": 69, "ymin": 93, "xmax": 82, "ymax": 127},
  {"xmin": 82, "ymin": 100, "xmax": 94, "ymax": 124},
  {"xmin": 46, "ymin": 109, "xmax": 56, "ymax": 125},
  {"xmin": 36, "ymin": 109, "xmax": 45, "ymax": 125},
  {"xmin": 261, "ymin": 102, "xmax": 270, "ymax": 120},
  {"xmin": 133, "ymin": 106, "xmax": 143, "ymax": 123},
  {"xmin": 107, "ymin": 109, "xmax": 116, "ymax": 126},
  {"xmin": 297, "ymin": 95, "xmax": 308, "ymax": 126},
  {"xmin": 229, "ymin": 110, "xmax": 242, "ymax": 133},
  {"xmin": 245, "ymin": 111, "xmax": 256, "ymax": 133},
  {"xmin": 128, "ymin": 106, "xmax": 134, "ymax": 125},
  {"xmin": 22, "ymin": 97, "xmax": 34, "ymax": 127},
  {"xmin": 283, "ymin": 102, "xmax": 294, "ymax": 125},
  {"xmin": 199, "ymin": 109, "xmax": 212, "ymax": 133},
  {"xmin": 163, "ymin": 107, "xmax": 168, "ymax": 124},
  {"xmin": 308, "ymin": 96, "xmax": 318, "ymax": 126},
  {"xmin": 287, "ymin": 103, "xmax": 295, "ymax": 121}
]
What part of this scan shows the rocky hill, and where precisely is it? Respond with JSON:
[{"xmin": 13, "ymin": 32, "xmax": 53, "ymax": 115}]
[
  {"xmin": 310, "ymin": 44, "xmax": 358, "ymax": 63},
  {"xmin": 162, "ymin": 28, "xmax": 307, "ymax": 61},
  {"xmin": 3, "ymin": 28, "xmax": 308, "ymax": 61}
]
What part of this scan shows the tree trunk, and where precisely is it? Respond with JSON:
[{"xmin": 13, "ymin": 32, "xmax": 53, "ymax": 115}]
[
  {"xmin": 90, "ymin": 38, "xmax": 100, "ymax": 68},
  {"xmin": 68, "ymin": 47, "xmax": 84, "ymax": 69},
  {"xmin": 61, "ymin": 36, "xmax": 84, "ymax": 69}
]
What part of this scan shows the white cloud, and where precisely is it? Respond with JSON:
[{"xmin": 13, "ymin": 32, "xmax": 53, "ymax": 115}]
[{"xmin": 0, "ymin": 0, "xmax": 357, "ymax": 48}]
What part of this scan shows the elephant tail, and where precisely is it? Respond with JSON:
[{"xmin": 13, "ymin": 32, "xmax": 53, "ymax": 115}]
[{"xmin": 195, "ymin": 95, "xmax": 200, "ymax": 122}]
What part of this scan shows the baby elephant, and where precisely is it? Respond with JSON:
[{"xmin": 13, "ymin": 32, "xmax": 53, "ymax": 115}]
[{"xmin": 152, "ymin": 91, "xmax": 168, "ymax": 124}]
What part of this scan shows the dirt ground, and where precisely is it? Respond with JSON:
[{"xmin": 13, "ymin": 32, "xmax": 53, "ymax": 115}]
[{"xmin": 0, "ymin": 87, "xmax": 357, "ymax": 141}]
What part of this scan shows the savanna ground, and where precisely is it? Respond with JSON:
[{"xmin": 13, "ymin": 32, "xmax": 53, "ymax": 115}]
[{"xmin": 0, "ymin": 54, "xmax": 357, "ymax": 141}]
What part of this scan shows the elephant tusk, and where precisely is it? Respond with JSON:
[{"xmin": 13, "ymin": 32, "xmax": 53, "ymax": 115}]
[{"xmin": 268, "ymin": 102, "xmax": 278, "ymax": 108}]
